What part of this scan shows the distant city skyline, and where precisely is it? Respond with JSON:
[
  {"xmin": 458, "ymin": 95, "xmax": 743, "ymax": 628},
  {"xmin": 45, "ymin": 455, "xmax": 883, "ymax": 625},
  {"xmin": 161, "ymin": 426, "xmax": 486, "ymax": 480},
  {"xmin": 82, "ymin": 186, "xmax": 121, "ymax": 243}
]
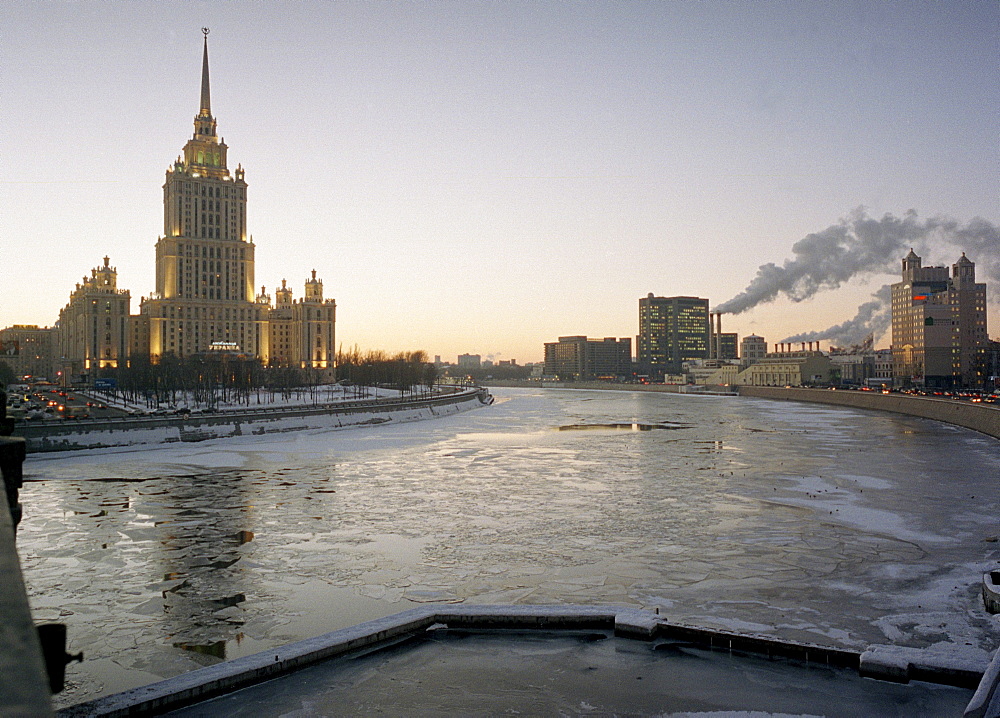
[{"xmin": 2, "ymin": 2, "xmax": 996, "ymax": 363}]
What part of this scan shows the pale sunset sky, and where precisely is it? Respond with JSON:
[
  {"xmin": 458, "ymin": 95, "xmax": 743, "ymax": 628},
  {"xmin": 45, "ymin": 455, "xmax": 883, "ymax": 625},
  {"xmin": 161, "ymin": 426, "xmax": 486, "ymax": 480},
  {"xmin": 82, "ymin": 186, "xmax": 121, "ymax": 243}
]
[{"xmin": 2, "ymin": 1, "xmax": 997, "ymax": 363}]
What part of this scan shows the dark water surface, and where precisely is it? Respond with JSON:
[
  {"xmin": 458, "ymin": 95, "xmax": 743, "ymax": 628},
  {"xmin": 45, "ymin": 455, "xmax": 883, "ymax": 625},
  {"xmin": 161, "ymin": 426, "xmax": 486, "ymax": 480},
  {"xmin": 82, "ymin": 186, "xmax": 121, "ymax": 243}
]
[{"xmin": 18, "ymin": 388, "xmax": 1000, "ymax": 708}]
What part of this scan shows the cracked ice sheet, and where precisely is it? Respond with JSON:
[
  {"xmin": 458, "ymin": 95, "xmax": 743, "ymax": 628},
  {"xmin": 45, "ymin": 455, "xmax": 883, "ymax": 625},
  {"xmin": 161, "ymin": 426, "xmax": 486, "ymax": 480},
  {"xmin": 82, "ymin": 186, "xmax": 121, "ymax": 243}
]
[
  {"xmin": 23, "ymin": 405, "xmax": 492, "ymax": 479},
  {"xmin": 16, "ymin": 388, "xmax": 1000, "ymax": 709}
]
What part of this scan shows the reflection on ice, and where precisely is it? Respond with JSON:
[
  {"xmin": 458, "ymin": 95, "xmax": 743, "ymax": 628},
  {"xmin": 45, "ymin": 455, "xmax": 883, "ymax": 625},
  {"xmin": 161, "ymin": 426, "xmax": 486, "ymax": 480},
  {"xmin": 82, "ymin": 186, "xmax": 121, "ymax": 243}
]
[
  {"xmin": 557, "ymin": 422, "xmax": 691, "ymax": 431},
  {"xmin": 16, "ymin": 387, "xmax": 1000, "ymax": 709}
]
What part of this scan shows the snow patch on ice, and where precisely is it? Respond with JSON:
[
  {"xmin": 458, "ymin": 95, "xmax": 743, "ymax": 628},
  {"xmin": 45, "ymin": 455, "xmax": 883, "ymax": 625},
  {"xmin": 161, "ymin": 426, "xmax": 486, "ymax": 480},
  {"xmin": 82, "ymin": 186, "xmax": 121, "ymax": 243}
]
[{"xmin": 778, "ymin": 474, "xmax": 953, "ymax": 545}]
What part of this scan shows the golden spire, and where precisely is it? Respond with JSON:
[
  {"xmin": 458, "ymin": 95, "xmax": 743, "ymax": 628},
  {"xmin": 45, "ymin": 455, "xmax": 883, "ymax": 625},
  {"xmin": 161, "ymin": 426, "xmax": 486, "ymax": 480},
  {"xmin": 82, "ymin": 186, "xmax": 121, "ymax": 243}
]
[{"xmin": 199, "ymin": 28, "xmax": 212, "ymax": 117}]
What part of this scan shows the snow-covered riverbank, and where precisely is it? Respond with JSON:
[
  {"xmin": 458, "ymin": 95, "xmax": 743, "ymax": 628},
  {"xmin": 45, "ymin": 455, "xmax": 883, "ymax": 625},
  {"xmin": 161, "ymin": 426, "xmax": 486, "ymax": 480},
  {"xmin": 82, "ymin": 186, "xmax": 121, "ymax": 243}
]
[{"xmin": 16, "ymin": 387, "xmax": 492, "ymax": 453}]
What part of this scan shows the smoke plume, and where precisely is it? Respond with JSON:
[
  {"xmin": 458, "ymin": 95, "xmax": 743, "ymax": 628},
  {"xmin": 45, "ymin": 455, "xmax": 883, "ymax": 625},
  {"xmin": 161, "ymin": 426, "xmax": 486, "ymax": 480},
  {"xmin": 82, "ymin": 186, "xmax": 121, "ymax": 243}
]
[
  {"xmin": 782, "ymin": 285, "xmax": 891, "ymax": 347},
  {"xmin": 714, "ymin": 209, "xmax": 999, "ymax": 316}
]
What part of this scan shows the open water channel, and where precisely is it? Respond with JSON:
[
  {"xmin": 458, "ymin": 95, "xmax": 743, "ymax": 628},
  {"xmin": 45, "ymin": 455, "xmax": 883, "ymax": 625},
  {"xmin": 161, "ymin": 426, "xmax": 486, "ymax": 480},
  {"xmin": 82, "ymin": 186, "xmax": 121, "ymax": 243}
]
[{"xmin": 16, "ymin": 387, "xmax": 1000, "ymax": 709}]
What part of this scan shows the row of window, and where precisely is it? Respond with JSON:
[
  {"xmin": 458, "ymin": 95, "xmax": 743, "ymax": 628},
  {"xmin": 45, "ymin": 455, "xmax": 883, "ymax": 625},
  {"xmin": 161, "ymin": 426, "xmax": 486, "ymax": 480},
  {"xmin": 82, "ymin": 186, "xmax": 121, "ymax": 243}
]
[
  {"xmin": 176, "ymin": 244, "xmax": 247, "ymax": 260},
  {"xmin": 174, "ymin": 181, "xmax": 245, "ymax": 200},
  {"xmin": 156, "ymin": 306, "xmax": 261, "ymax": 321}
]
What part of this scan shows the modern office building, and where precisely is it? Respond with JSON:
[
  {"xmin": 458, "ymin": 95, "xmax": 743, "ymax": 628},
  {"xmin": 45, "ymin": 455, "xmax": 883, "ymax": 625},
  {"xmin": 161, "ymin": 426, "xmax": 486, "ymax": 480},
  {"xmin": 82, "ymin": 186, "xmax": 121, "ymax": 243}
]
[
  {"xmin": 891, "ymin": 250, "xmax": 987, "ymax": 389},
  {"xmin": 131, "ymin": 32, "xmax": 335, "ymax": 369},
  {"xmin": 716, "ymin": 333, "xmax": 738, "ymax": 360},
  {"xmin": 543, "ymin": 336, "xmax": 632, "ymax": 380},
  {"xmin": 987, "ymin": 340, "xmax": 1000, "ymax": 391},
  {"xmin": 637, "ymin": 295, "xmax": 709, "ymax": 377},
  {"xmin": 57, "ymin": 257, "xmax": 131, "ymax": 380}
]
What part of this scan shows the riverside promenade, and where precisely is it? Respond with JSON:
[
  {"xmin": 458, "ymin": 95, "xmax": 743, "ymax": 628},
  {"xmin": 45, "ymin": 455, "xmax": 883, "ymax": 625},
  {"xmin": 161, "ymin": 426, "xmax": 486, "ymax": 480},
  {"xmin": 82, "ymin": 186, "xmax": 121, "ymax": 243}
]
[{"xmin": 14, "ymin": 386, "xmax": 492, "ymax": 453}]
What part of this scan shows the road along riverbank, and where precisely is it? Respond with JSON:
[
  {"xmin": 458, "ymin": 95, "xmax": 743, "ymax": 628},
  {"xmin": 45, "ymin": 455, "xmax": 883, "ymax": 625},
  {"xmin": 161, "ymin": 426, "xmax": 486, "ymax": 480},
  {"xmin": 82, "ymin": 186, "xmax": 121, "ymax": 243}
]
[
  {"xmin": 738, "ymin": 386, "xmax": 1000, "ymax": 440},
  {"xmin": 14, "ymin": 387, "xmax": 492, "ymax": 453}
]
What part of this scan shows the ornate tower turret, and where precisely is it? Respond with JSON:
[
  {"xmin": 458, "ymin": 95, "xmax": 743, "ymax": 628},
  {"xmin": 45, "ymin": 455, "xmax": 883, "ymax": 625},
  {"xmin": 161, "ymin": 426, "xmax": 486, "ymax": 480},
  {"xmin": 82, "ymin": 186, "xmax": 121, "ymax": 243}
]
[
  {"xmin": 276, "ymin": 279, "xmax": 293, "ymax": 308},
  {"xmin": 952, "ymin": 253, "xmax": 976, "ymax": 289},
  {"xmin": 902, "ymin": 248, "xmax": 921, "ymax": 281},
  {"xmin": 304, "ymin": 270, "xmax": 323, "ymax": 303}
]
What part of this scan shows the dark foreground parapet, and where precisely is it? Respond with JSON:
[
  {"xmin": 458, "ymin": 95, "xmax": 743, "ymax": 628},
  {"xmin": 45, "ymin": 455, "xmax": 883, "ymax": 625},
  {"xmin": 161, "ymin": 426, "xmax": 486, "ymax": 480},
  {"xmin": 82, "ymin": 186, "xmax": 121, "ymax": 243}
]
[
  {"xmin": 58, "ymin": 604, "xmax": 996, "ymax": 717},
  {"xmin": 0, "ymin": 433, "xmax": 54, "ymax": 715}
]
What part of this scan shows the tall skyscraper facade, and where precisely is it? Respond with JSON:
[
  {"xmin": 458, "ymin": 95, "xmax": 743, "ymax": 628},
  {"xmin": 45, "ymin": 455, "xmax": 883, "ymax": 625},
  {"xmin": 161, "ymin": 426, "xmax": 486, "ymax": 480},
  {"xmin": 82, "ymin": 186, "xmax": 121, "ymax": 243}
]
[
  {"xmin": 891, "ymin": 250, "xmax": 987, "ymax": 389},
  {"xmin": 130, "ymin": 31, "xmax": 335, "ymax": 370},
  {"xmin": 135, "ymin": 32, "xmax": 267, "ymax": 360},
  {"xmin": 637, "ymin": 294, "xmax": 709, "ymax": 377}
]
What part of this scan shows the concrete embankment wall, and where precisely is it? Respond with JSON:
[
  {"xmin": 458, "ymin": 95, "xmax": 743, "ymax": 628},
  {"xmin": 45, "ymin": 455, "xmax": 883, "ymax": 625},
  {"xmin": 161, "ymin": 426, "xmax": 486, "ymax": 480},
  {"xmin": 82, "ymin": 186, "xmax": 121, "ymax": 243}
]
[
  {"xmin": 487, "ymin": 380, "xmax": 704, "ymax": 394},
  {"xmin": 739, "ymin": 386, "xmax": 1000, "ymax": 440},
  {"xmin": 16, "ymin": 388, "xmax": 490, "ymax": 453}
]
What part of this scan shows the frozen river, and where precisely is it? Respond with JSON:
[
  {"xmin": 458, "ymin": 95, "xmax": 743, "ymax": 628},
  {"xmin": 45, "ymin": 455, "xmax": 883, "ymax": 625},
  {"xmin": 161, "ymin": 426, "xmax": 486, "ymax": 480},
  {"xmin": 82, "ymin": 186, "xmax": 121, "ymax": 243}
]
[{"xmin": 17, "ymin": 387, "xmax": 1000, "ymax": 708}]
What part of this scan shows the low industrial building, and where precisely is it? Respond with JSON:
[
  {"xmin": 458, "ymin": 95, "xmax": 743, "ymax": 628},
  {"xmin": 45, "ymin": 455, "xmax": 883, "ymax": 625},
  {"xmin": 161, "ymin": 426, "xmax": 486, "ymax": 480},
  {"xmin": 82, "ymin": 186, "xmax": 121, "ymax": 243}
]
[{"xmin": 697, "ymin": 349, "xmax": 833, "ymax": 387}]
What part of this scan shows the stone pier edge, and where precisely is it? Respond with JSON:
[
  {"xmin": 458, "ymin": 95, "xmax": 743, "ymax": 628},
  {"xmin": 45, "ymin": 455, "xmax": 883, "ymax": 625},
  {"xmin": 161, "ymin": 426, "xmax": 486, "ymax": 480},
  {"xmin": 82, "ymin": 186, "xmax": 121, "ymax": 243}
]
[{"xmin": 57, "ymin": 603, "xmax": 998, "ymax": 717}]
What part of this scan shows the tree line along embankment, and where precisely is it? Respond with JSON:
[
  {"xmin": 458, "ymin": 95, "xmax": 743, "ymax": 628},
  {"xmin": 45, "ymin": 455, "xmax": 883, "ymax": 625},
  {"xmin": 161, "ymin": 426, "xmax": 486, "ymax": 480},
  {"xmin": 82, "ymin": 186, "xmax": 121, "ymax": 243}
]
[{"xmin": 738, "ymin": 386, "xmax": 1000, "ymax": 441}]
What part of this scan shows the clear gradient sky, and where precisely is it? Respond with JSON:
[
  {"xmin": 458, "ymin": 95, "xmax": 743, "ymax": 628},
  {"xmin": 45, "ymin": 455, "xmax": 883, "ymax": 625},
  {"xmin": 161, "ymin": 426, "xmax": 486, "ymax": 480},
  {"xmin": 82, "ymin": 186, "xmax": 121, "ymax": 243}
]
[{"xmin": 2, "ymin": 1, "xmax": 997, "ymax": 363}]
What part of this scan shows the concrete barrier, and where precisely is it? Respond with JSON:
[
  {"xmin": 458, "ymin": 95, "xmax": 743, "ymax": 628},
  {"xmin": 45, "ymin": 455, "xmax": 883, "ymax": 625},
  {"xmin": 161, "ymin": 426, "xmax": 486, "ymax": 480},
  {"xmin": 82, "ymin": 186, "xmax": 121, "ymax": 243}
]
[
  {"xmin": 984, "ymin": 572, "xmax": 1000, "ymax": 615},
  {"xmin": 738, "ymin": 386, "xmax": 1000, "ymax": 440},
  {"xmin": 965, "ymin": 648, "xmax": 1000, "ymax": 718},
  {"xmin": 58, "ymin": 604, "xmax": 992, "ymax": 717}
]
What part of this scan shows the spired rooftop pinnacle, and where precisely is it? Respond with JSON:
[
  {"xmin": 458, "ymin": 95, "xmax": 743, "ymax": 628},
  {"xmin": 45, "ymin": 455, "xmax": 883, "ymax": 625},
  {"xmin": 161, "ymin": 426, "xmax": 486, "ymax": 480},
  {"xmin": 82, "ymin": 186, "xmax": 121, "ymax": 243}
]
[
  {"xmin": 174, "ymin": 28, "xmax": 233, "ymax": 181},
  {"xmin": 200, "ymin": 27, "xmax": 212, "ymax": 117},
  {"xmin": 194, "ymin": 27, "xmax": 218, "ymax": 141}
]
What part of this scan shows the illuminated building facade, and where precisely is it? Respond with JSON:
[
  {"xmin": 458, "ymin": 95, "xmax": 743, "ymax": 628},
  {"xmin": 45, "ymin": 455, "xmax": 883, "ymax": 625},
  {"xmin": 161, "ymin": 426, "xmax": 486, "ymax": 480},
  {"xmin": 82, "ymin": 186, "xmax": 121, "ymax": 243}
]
[
  {"xmin": 132, "ymin": 31, "xmax": 335, "ymax": 370},
  {"xmin": 0, "ymin": 325, "xmax": 57, "ymax": 381},
  {"xmin": 637, "ymin": 294, "xmax": 709, "ymax": 377},
  {"xmin": 891, "ymin": 250, "xmax": 987, "ymax": 389},
  {"xmin": 57, "ymin": 257, "xmax": 131, "ymax": 379},
  {"xmin": 136, "ymin": 32, "xmax": 266, "ymax": 361},
  {"xmin": 265, "ymin": 273, "xmax": 337, "ymax": 368}
]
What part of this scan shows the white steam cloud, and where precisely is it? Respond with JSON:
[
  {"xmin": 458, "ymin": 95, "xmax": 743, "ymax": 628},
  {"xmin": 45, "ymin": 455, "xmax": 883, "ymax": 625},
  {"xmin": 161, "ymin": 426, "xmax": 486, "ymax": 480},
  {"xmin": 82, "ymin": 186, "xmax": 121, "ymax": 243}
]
[
  {"xmin": 714, "ymin": 209, "xmax": 1000, "ymax": 317},
  {"xmin": 782, "ymin": 285, "xmax": 891, "ymax": 346}
]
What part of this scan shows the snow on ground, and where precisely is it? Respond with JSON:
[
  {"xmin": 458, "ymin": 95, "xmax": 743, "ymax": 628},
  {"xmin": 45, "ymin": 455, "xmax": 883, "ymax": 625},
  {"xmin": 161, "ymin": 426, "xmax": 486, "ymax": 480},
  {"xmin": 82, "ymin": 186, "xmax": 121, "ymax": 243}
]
[{"xmin": 86, "ymin": 383, "xmax": 408, "ymax": 414}]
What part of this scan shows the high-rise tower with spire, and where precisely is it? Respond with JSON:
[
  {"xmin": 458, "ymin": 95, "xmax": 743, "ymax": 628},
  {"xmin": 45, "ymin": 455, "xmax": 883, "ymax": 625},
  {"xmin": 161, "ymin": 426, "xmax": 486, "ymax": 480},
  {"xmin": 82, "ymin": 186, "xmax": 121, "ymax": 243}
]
[
  {"xmin": 134, "ymin": 28, "xmax": 265, "ymax": 360},
  {"xmin": 129, "ymin": 31, "xmax": 336, "ymax": 369}
]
